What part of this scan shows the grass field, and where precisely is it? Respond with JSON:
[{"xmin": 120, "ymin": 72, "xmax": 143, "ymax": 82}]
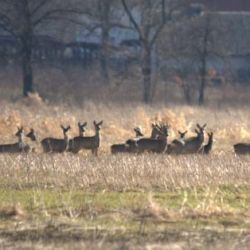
[{"xmin": 0, "ymin": 90, "xmax": 250, "ymax": 249}]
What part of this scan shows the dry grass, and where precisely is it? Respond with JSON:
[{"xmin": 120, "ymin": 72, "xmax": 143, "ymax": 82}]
[
  {"xmin": 0, "ymin": 154, "xmax": 249, "ymax": 191},
  {"xmin": 0, "ymin": 97, "xmax": 249, "ymax": 152}
]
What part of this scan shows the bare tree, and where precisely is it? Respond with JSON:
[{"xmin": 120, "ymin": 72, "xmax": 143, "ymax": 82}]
[
  {"xmin": 121, "ymin": 0, "xmax": 187, "ymax": 103},
  {"xmin": 80, "ymin": 0, "xmax": 127, "ymax": 84},
  {"xmin": 160, "ymin": 12, "xmax": 223, "ymax": 105},
  {"xmin": 0, "ymin": 0, "xmax": 79, "ymax": 97},
  {"xmin": 182, "ymin": 14, "xmax": 220, "ymax": 105}
]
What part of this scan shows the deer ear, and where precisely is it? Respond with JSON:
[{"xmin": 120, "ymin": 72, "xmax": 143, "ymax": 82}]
[
  {"xmin": 67, "ymin": 126, "xmax": 71, "ymax": 130},
  {"xmin": 98, "ymin": 121, "xmax": 103, "ymax": 126},
  {"xmin": 203, "ymin": 124, "xmax": 207, "ymax": 129},
  {"xmin": 83, "ymin": 122, "xmax": 87, "ymax": 127},
  {"xmin": 196, "ymin": 123, "xmax": 201, "ymax": 129},
  {"xmin": 93, "ymin": 121, "xmax": 97, "ymax": 125}
]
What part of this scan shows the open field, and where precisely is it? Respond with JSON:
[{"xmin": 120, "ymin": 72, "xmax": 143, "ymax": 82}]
[
  {"xmin": 0, "ymin": 153, "xmax": 250, "ymax": 249},
  {"xmin": 0, "ymin": 88, "xmax": 249, "ymax": 249}
]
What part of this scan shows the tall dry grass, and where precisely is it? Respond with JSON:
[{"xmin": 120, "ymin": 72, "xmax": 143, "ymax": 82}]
[
  {"xmin": 0, "ymin": 154, "xmax": 249, "ymax": 191},
  {"xmin": 0, "ymin": 95, "xmax": 249, "ymax": 153}
]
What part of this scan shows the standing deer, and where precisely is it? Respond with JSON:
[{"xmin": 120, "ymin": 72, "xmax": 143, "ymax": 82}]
[
  {"xmin": 167, "ymin": 130, "xmax": 188, "ymax": 154},
  {"xmin": 68, "ymin": 122, "xmax": 87, "ymax": 153},
  {"xmin": 26, "ymin": 128, "xmax": 37, "ymax": 152},
  {"xmin": 69, "ymin": 121, "xmax": 103, "ymax": 155},
  {"xmin": 234, "ymin": 143, "xmax": 250, "ymax": 155},
  {"xmin": 199, "ymin": 132, "xmax": 213, "ymax": 154},
  {"xmin": 0, "ymin": 127, "xmax": 30, "ymax": 153},
  {"xmin": 41, "ymin": 125, "xmax": 71, "ymax": 153},
  {"xmin": 111, "ymin": 127, "xmax": 144, "ymax": 154},
  {"xmin": 77, "ymin": 122, "xmax": 87, "ymax": 137},
  {"xmin": 151, "ymin": 123, "xmax": 163, "ymax": 139},
  {"xmin": 182, "ymin": 124, "xmax": 206, "ymax": 154},
  {"xmin": 128, "ymin": 124, "xmax": 169, "ymax": 154}
]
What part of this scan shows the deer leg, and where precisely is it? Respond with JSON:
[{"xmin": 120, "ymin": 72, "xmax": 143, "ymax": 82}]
[{"xmin": 92, "ymin": 148, "xmax": 98, "ymax": 156}]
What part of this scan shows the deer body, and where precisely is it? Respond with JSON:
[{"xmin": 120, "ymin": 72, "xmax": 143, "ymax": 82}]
[
  {"xmin": 182, "ymin": 124, "xmax": 206, "ymax": 154},
  {"xmin": 167, "ymin": 131, "xmax": 187, "ymax": 155},
  {"xmin": 129, "ymin": 124, "xmax": 169, "ymax": 154},
  {"xmin": 0, "ymin": 127, "xmax": 30, "ymax": 153},
  {"xmin": 68, "ymin": 122, "xmax": 87, "ymax": 154},
  {"xmin": 69, "ymin": 121, "xmax": 103, "ymax": 155},
  {"xmin": 200, "ymin": 132, "xmax": 213, "ymax": 154},
  {"xmin": 111, "ymin": 127, "xmax": 144, "ymax": 154},
  {"xmin": 41, "ymin": 125, "xmax": 70, "ymax": 153},
  {"xmin": 234, "ymin": 143, "xmax": 250, "ymax": 155}
]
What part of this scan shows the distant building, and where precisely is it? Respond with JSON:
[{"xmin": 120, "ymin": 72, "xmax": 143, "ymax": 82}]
[{"xmin": 190, "ymin": 0, "xmax": 250, "ymax": 13}]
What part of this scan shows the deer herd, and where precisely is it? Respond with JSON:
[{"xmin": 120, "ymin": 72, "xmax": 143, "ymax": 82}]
[{"xmin": 0, "ymin": 121, "xmax": 249, "ymax": 155}]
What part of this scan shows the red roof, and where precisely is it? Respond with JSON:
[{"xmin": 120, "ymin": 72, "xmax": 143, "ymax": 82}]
[{"xmin": 193, "ymin": 0, "xmax": 250, "ymax": 12}]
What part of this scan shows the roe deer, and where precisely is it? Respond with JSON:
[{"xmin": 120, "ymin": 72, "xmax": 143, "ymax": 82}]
[
  {"xmin": 111, "ymin": 127, "xmax": 144, "ymax": 154},
  {"xmin": 69, "ymin": 120, "xmax": 103, "ymax": 155},
  {"xmin": 77, "ymin": 122, "xmax": 87, "ymax": 137},
  {"xmin": 68, "ymin": 122, "xmax": 87, "ymax": 153},
  {"xmin": 151, "ymin": 123, "xmax": 163, "ymax": 139},
  {"xmin": 167, "ymin": 130, "xmax": 187, "ymax": 154},
  {"xmin": 41, "ymin": 125, "xmax": 71, "ymax": 153},
  {"xmin": 26, "ymin": 129, "xmax": 36, "ymax": 141},
  {"xmin": 134, "ymin": 127, "xmax": 144, "ymax": 138},
  {"xmin": 26, "ymin": 128, "xmax": 37, "ymax": 152},
  {"xmin": 0, "ymin": 127, "xmax": 30, "ymax": 153},
  {"xmin": 199, "ymin": 132, "xmax": 213, "ymax": 154},
  {"xmin": 182, "ymin": 124, "xmax": 206, "ymax": 154},
  {"xmin": 234, "ymin": 143, "xmax": 250, "ymax": 155},
  {"xmin": 128, "ymin": 124, "xmax": 169, "ymax": 154}
]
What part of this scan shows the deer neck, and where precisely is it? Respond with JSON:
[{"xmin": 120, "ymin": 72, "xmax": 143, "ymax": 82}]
[
  {"xmin": 64, "ymin": 133, "xmax": 69, "ymax": 143},
  {"xmin": 198, "ymin": 132, "xmax": 204, "ymax": 142},
  {"xmin": 208, "ymin": 137, "xmax": 213, "ymax": 147},
  {"xmin": 18, "ymin": 134, "xmax": 23, "ymax": 144},
  {"xmin": 79, "ymin": 129, "xmax": 83, "ymax": 137}
]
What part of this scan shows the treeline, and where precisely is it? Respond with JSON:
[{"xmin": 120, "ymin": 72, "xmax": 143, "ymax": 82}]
[{"xmin": 0, "ymin": 0, "xmax": 246, "ymax": 104}]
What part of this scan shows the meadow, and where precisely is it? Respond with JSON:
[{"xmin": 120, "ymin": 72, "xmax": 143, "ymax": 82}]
[{"xmin": 0, "ymin": 69, "xmax": 250, "ymax": 249}]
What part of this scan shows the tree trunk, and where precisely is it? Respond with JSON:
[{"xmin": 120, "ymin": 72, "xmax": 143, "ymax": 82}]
[
  {"xmin": 183, "ymin": 83, "xmax": 192, "ymax": 104},
  {"xmin": 100, "ymin": 27, "xmax": 109, "ymax": 84},
  {"xmin": 142, "ymin": 47, "xmax": 152, "ymax": 104},
  {"xmin": 198, "ymin": 58, "xmax": 207, "ymax": 105},
  {"xmin": 99, "ymin": 0, "xmax": 110, "ymax": 84},
  {"xmin": 19, "ymin": 0, "xmax": 34, "ymax": 97},
  {"xmin": 21, "ymin": 36, "xmax": 34, "ymax": 96}
]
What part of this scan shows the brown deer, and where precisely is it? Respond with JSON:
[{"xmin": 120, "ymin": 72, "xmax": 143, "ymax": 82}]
[
  {"xmin": 69, "ymin": 121, "xmax": 103, "ymax": 155},
  {"xmin": 234, "ymin": 143, "xmax": 250, "ymax": 155},
  {"xmin": 26, "ymin": 128, "xmax": 36, "ymax": 142},
  {"xmin": 199, "ymin": 132, "xmax": 213, "ymax": 154},
  {"xmin": 41, "ymin": 125, "xmax": 71, "ymax": 153},
  {"xmin": 111, "ymin": 127, "xmax": 144, "ymax": 154},
  {"xmin": 68, "ymin": 122, "xmax": 87, "ymax": 153},
  {"xmin": 26, "ymin": 128, "xmax": 37, "ymax": 152},
  {"xmin": 167, "ymin": 130, "xmax": 188, "ymax": 154},
  {"xmin": 128, "ymin": 124, "xmax": 169, "ymax": 154},
  {"xmin": 0, "ymin": 127, "xmax": 30, "ymax": 153},
  {"xmin": 151, "ymin": 123, "xmax": 163, "ymax": 139},
  {"xmin": 182, "ymin": 124, "xmax": 206, "ymax": 154}
]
